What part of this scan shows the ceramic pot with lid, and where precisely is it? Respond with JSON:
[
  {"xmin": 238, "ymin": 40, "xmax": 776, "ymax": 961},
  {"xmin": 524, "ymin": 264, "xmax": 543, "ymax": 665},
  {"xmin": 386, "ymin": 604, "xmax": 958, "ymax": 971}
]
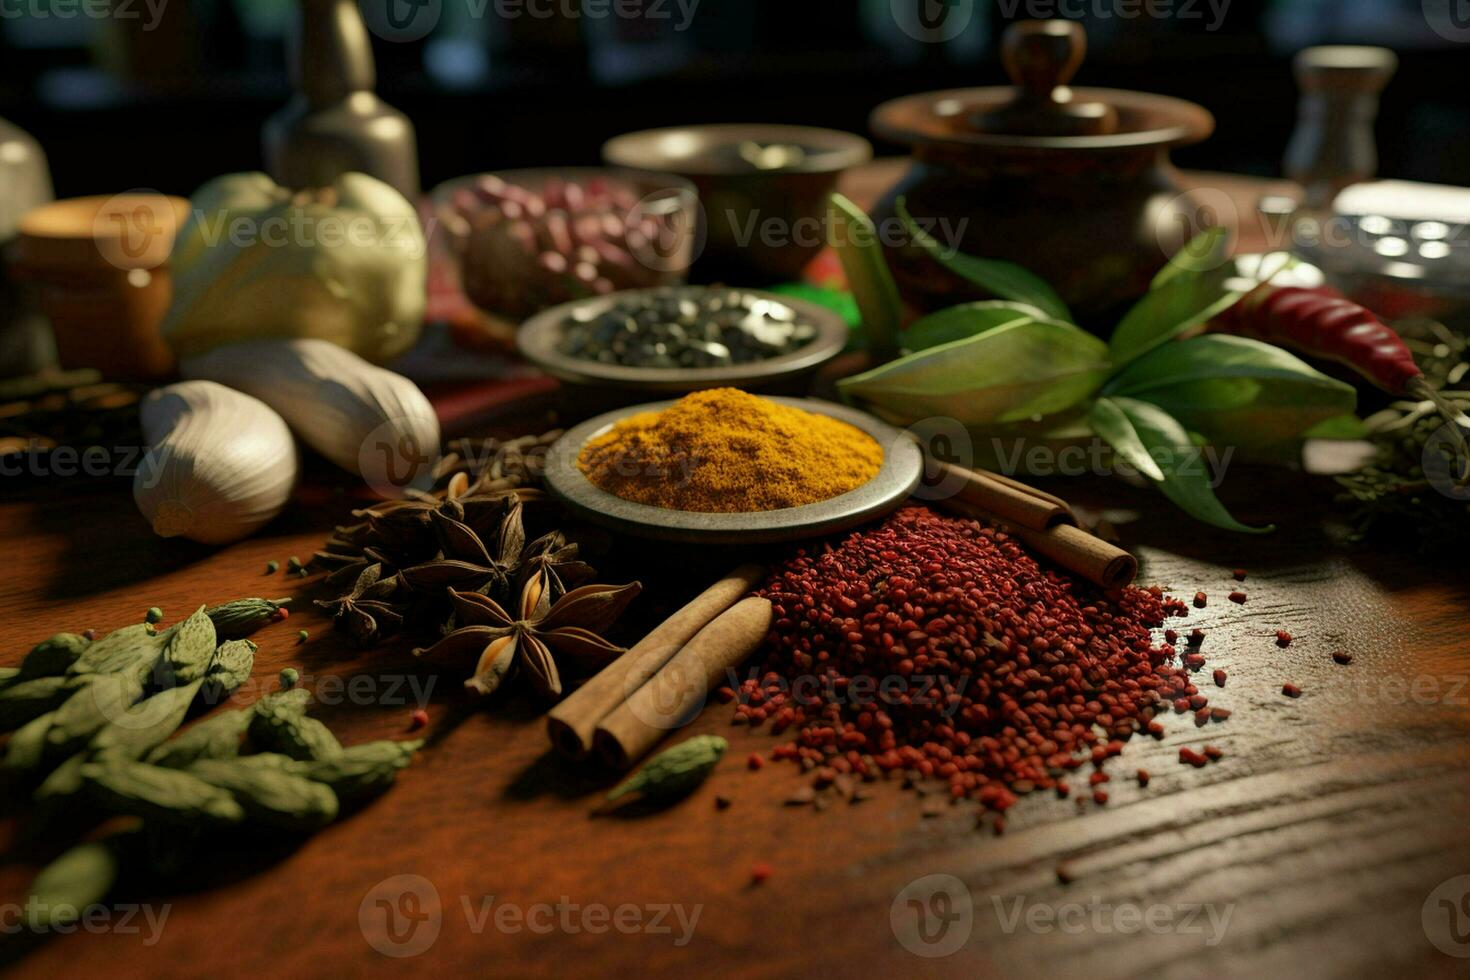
[{"xmin": 869, "ymin": 19, "xmax": 1214, "ymax": 325}]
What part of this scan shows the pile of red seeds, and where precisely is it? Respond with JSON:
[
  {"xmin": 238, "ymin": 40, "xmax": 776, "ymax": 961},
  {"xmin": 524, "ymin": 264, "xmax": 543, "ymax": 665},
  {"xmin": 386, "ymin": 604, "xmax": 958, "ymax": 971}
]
[{"xmin": 733, "ymin": 506, "xmax": 1202, "ymax": 812}]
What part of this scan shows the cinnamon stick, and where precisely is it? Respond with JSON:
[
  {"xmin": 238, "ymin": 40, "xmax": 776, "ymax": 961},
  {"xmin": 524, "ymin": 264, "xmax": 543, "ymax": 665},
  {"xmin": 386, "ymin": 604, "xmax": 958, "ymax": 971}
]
[
  {"xmin": 932, "ymin": 461, "xmax": 1075, "ymax": 531},
  {"xmin": 936, "ymin": 498, "xmax": 1137, "ymax": 590},
  {"xmin": 594, "ymin": 596, "xmax": 773, "ymax": 770},
  {"xmin": 547, "ymin": 563, "xmax": 764, "ymax": 759}
]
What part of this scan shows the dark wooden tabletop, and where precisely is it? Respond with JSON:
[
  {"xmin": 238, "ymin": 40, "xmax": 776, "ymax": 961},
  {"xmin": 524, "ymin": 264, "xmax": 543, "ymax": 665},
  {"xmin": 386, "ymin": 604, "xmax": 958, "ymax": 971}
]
[{"xmin": 2, "ymin": 166, "xmax": 1469, "ymax": 979}]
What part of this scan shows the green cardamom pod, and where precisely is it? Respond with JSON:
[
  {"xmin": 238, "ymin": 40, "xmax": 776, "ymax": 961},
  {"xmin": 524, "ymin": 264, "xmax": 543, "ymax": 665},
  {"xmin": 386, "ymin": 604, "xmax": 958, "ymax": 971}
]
[
  {"xmin": 34, "ymin": 752, "xmax": 87, "ymax": 802},
  {"xmin": 604, "ymin": 735, "xmax": 727, "ymax": 804},
  {"xmin": 145, "ymin": 708, "xmax": 253, "ymax": 769},
  {"xmin": 3, "ymin": 710, "xmax": 56, "ymax": 773},
  {"xmin": 24, "ymin": 840, "xmax": 120, "ymax": 932},
  {"xmin": 154, "ymin": 607, "xmax": 217, "ymax": 687},
  {"xmin": 199, "ymin": 639, "xmax": 256, "ymax": 707},
  {"xmin": 46, "ymin": 672, "xmax": 146, "ymax": 755},
  {"xmin": 0, "ymin": 676, "xmax": 75, "ymax": 731},
  {"xmin": 89, "ymin": 679, "xmax": 206, "ymax": 762},
  {"xmin": 0, "ymin": 666, "xmax": 20, "ymax": 689},
  {"xmin": 187, "ymin": 758, "xmax": 339, "ymax": 830},
  {"xmin": 298, "ymin": 739, "xmax": 423, "ymax": 803},
  {"xmin": 18, "ymin": 633, "xmax": 92, "ymax": 680},
  {"xmin": 80, "ymin": 759, "xmax": 245, "ymax": 825},
  {"xmin": 249, "ymin": 692, "xmax": 342, "ymax": 762},
  {"xmin": 67, "ymin": 623, "xmax": 167, "ymax": 682},
  {"xmin": 205, "ymin": 598, "xmax": 291, "ymax": 640}
]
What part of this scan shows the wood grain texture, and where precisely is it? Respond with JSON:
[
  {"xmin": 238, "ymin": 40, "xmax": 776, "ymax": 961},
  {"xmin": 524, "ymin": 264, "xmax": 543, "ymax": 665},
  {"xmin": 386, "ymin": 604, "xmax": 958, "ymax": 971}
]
[{"xmin": 2, "ymin": 168, "xmax": 1469, "ymax": 978}]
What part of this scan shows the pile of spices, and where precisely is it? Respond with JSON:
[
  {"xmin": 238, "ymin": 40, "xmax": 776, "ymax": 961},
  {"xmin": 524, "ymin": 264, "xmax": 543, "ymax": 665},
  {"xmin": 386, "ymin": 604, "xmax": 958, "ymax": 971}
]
[
  {"xmin": 577, "ymin": 388, "xmax": 883, "ymax": 512},
  {"xmin": 737, "ymin": 505, "xmax": 1188, "ymax": 812},
  {"xmin": 557, "ymin": 288, "xmax": 818, "ymax": 369}
]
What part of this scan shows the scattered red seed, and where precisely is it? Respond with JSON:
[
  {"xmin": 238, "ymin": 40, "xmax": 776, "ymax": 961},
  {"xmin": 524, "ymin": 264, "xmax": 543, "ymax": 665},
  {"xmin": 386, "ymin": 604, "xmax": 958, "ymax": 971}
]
[
  {"xmin": 1178, "ymin": 747, "xmax": 1208, "ymax": 768},
  {"xmin": 1188, "ymin": 628, "xmax": 1205, "ymax": 645},
  {"xmin": 1210, "ymin": 707, "xmax": 1232, "ymax": 721},
  {"xmin": 1164, "ymin": 629, "xmax": 1179, "ymax": 644},
  {"xmin": 1332, "ymin": 651, "xmax": 1352, "ymax": 665},
  {"xmin": 1189, "ymin": 694, "xmax": 1209, "ymax": 710},
  {"xmin": 1203, "ymin": 745, "xmax": 1224, "ymax": 760},
  {"xmin": 1093, "ymin": 790, "xmax": 1109, "ymax": 804},
  {"xmin": 1232, "ymin": 569, "xmax": 1247, "ymax": 581},
  {"xmin": 714, "ymin": 686, "xmax": 736, "ymax": 703},
  {"xmin": 746, "ymin": 752, "xmax": 764, "ymax": 771},
  {"xmin": 1089, "ymin": 771, "xmax": 1110, "ymax": 785},
  {"xmin": 1057, "ymin": 864, "xmax": 1076, "ymax": 884},
  {"xmin": 1194, "ymin": 708, "xmax": 1211, "ymax": 726},
  {"xmin": 1228, "ymin": 591, "xmax": 1247, "ymax": 604},
  {"xmin": 1146, "ymin": 720, "xmax": 1165, "ymax": 738},
  {"xmin": 1282, "ymin": 683, "xmax": 1302, "ymax": 698},
  {"xmin": 275, "ymin": 607, "xmax": 291, "ymax": 620},
  {"xmin": 1183, "ymin": 652, "xmax": 1207, "ymax": 669},
  {"xmin": 1056, "ymin": 781, "xmax": 1071, "ymax": 798},
  {"xmin": 1193, "ymin": 592, "xmax": 1208, "ymax": 608},
  {"xmin": 992, "ymin": 817, "xmax": 1006, "ymax": 836},
  {"xmin": 1136, "ymin": 769, "xmax": 1150, "ymax": 786},
  {"xmin": 1275, "ymin": 630, "xmax": 1292, "ymax": 648},
  {"xmin": 409, "ymin": 708, "xmax": 429, "ymax": 731},
  {"xmin": 1212, "ymin": 669, "xmax": 1227, "ymax": 687},
  {"xmin": 750, "ymin": 862, "xmax": 773, "ymax": 885},
  {"xmin": 1173, "ymin": 698, "xmax": 1191, "ymax": 713}
]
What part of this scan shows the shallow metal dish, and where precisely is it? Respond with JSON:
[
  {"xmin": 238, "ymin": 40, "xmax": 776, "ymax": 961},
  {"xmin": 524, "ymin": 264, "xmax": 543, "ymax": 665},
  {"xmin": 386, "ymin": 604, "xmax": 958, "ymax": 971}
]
[
  {"xmin": 543, "ymin": 397, "xmax": 922, "ymax": 544},
  {"xmin": 517, "ymin": 286, "xmax": 850, "ymax": 395}
]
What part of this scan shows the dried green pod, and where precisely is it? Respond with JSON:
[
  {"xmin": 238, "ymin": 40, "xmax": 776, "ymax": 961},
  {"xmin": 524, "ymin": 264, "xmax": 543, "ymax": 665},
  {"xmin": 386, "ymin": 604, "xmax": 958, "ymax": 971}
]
[
  {"xmin": 46, "ymin": 672, "xmax": 146, "ymax": 755},
  {"xmin": 604, "ymin": 735, "xmax": 727, "ymax": 805},
  {"xmin": 3, "ymin": 711, "xmax": 56, "ymax": 773},
  {"xmin": 199, "ymin": 639, "xmax": 257, "ymax": 706},
  {"xmin": 90, "ymin": 679, "xmax": 205, "ymax": 762},
  {"xmin": 80, "ymin": 759, "xmax": 245, "ymax": 825},
  {"xmin": 205, "ymin": 598, "xmax": 291, "ymax": 640},
  {"xmin": 155, "ymin": 607, "xmax": 217, "ymax": 687},
  {"xmin": 0, "ymin": 666, "xmax": 20, "ymax": 688},
  {"xmin": 24, "ymin": 841, "xmax": 120, "ymax": 932},
  {"xmin": 34, "ymin": 752, "xmax": 88, "ymax": 802},
  {"xmin": 145, "ymin": 708, "xmax": 253, "ymax": 769},
  {"xmin": 298, "ymin": 739, "xmax": 422, "ymax": 803},
  {"xmin": 187, "ymin": 758, "xmax": 339, "ymax": 831},
  {"xmin": 0, "ymin": 676, "xmax": 75, "ymax": 730},
  {"xmin": 249, "ymin": 705, "xmax": 342, "ymax": 762},
  {"xmin": 18, "ymin": 633, "xmax": 92, "ymax": 679},
  {"xmin": 67, "ymin": 623, "xmax": 167, "ymax": 681}
]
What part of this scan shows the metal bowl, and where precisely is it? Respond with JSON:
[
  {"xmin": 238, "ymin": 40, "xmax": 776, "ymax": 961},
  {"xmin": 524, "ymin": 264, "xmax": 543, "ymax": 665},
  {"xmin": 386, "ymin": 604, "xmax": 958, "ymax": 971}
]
[
  {"xmin": 517, "ymin": 285, "xmax": 850, "ymax": 395},
  {"xmin": 543, "ymin": 396, "xmax": 922, "ymax": 544}
]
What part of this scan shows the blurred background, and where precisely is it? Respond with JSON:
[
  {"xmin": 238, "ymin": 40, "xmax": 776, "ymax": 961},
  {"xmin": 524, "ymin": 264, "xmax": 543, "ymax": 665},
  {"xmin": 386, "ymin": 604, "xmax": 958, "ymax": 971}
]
[{"xmin": 2, "ymin": 0, "xmax": 1469, "ymax": 198}]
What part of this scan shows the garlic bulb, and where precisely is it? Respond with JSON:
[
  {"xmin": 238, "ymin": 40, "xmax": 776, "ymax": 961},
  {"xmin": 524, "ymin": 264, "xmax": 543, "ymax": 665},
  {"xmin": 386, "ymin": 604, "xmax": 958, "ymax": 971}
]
[
  {"xmin": 182, "ymin": 337, "xmax": 441, "ymax": 496},
  {"xmin": 135, "ymin": 380, "xmax": 298, "ymax": 544}
]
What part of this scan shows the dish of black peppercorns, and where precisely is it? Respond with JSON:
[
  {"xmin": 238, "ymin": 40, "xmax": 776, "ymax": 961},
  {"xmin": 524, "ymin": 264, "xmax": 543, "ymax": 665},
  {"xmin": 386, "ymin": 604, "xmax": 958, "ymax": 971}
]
[{"xmin": 517, "ymin": 285, "xmax": 850, "ymax": 395}]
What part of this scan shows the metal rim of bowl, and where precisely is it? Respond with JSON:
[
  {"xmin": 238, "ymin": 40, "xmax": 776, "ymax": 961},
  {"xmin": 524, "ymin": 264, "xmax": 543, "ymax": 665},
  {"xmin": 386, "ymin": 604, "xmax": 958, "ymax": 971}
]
[
  {"xmin": 601, "ymin": 124, "xmax": 873, "ymax": 176},
  {"xmin": 543, "ymin": 396, "xmax": 923, "ymax": 545},
  {"xmin": 517, "ymin": 286, "xmax": 852, "ymax": 392}
]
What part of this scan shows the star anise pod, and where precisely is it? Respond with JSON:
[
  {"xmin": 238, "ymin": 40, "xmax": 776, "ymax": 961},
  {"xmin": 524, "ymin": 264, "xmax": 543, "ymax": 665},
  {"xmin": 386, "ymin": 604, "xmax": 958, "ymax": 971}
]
[
  {"xmin": 518, "ymin": 530, "xmax": 594, "ymax": 599},
  {"xmin": 315, "ymin": 564, "xmax": 408, "ymax": 646},
  {"xmin": 399, "ymin": 497, "xmax": 527, "ymax": 598},
  {"xmin": 415, "ymin": 577, "xmax": 641, "ymax": 698}
]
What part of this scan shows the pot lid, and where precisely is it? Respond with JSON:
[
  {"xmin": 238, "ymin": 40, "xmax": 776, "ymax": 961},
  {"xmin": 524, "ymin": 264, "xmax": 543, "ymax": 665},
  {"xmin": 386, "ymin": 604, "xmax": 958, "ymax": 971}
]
[{"xmin": 871, "ymin": 20, "xmax": 1213, "ymax": 152}]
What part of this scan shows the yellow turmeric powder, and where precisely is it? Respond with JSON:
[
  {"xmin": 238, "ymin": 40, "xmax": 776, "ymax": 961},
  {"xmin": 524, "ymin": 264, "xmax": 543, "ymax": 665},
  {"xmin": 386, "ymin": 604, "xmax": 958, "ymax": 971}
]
[{"xmin": 578, "ymin": 388, "xmax": 883, "ymax": 512}]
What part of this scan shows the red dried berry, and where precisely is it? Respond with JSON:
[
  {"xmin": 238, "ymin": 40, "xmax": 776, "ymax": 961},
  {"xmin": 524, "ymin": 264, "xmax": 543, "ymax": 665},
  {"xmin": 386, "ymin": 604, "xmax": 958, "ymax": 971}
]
[
  {"xmin": 750, "ymin": 862, "xmax": 773, "ymax": 885},
  {"xmin": 1228, "ymin": 591, "xmax": 1247, "ymax": 604},
  {"xmin": 1210, "ymin": 707, "xmax": 1231, "ymax": 721},
  {"xmin": 1093, "ymin": 790, "xmax": 1109, "ymax": 805},
  {"xmin": 1332, "ymin": 651, "xmax": 1352, "ymax": 665},
  {"xmin": 1136, "ymin": 769, "xmax": 1150, "ymax": 787},
  {"xmin": 746, "ymin": 752, "xmax": 764, "ymax": 771},
  {"xmin": 1188, "ymin": 628, "xmax": 1205, "ymax": 645},
  {"xmin": 409, "ymin": 708, "xmax": 429, "ymax": 731},
  {"xmin": 1232, "ymin": 569, "xmax": 1247, "ymax": 581},
  {"xmin": 1275, "ymin": 630, "xmax": 1292, "ymax": 648},
  {"xmin": 1282, "ymin": 683, "xmax": 1302, "ymax": 698},
  {"xmin": 1203, "ymin": 745, "xmax": 1223, "ymax": 760},
  {"xmin": 1193, "ymin": 592, "xmax": 1208, "ymax": 608},
  {"xmin": 1212, "ymin": 669, "xmax": 1226, "ymax": 687}
]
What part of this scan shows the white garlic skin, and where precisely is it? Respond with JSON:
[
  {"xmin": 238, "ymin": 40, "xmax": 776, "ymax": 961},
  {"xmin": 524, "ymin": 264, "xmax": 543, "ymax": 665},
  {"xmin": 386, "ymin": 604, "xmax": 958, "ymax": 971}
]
[
  {"xmin": 181, "ymin": 337, "xmax": 441, "ymax": 496},
  {"xmin": 134, "ymin": 380, "xmax": 299, "ymax": 544}
]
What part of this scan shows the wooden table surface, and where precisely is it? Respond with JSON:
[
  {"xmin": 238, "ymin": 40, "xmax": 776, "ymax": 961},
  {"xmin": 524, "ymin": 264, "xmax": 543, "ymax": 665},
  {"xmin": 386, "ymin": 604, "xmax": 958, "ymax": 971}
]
[{"xmin": 3, "ymin": 167, "xmax": 1470, "ymax": 979}]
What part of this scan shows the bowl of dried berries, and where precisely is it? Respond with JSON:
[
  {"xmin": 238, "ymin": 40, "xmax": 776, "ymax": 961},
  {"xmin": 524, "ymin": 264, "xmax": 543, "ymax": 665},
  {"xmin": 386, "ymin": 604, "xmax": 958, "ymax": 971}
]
[{"xmin": 517, "ymin": 285, "xmax": 851, "ymax": 398}]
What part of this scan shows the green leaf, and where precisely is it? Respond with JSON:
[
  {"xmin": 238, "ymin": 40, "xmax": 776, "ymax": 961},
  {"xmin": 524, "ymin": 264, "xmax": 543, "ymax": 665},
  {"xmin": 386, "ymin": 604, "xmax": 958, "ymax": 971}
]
[
  {"xmin": 827, "ymin": 193, "xmax": 903, "ymax": 360},
  {"xmin": 1109, "ymin": 266, "xmax": 1243, "ymax": 367},
  {"xmin": 837, "ymin": 316, "xmax": 1110, "ymax": 427},
  {"xmin": 1304, "ymin": 414, "xmax": 1369, "ymax": 440},
  {"xmin": 896, "ymin": 197, "xmax": 1072, "ymax": 323},
  {"xmin": 1105, "ymin": 335, "xmax": 1357, "ymax": 453},
  {"xmin": 1106, "ymin": 396, "xmax": 1273, "ymax": 534},
  {"xmin": 1087, "ymin": 398, "xmax": 1164, "ymax": 481},
  {"xmin": 1151, "ymin": 226, "xmax": 1232, "ymax": 290},
  {"xmin": 902, "ymin": 301, "xmax": 1051, "ymax": 352}
]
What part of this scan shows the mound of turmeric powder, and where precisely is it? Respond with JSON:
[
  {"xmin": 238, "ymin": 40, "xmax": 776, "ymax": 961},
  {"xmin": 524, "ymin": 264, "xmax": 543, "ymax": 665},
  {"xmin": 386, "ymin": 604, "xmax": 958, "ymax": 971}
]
[{"xmin": 577, "ymin": 388, "xmax": 884, "ymax": 513}]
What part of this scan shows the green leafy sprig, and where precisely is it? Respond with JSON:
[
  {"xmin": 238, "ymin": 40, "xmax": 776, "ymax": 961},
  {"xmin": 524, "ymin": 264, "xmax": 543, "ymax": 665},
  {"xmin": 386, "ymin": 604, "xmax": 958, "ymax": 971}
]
[{"xmin": 830, "ymin": 196, "xmax": 1359, "ymax": 532}]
